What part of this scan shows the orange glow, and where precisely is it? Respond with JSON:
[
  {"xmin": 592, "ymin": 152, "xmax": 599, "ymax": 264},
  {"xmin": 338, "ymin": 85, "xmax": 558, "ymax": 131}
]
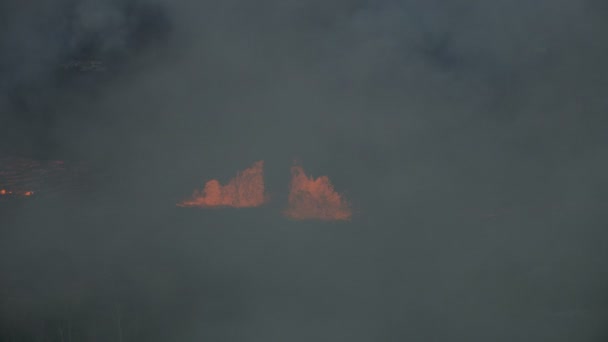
[
  {"xmin": 284, "ymin": 164, "xmax": 352, "ymax": 221},
  {"xmin": 177, "ymin": 161, "xmax": 267, "ymax": 208},
  {"xmin": 1, "ymin": 156, "xmax": 88, "ymax": 199},
  {"xmin": 0, "ymin": 189, "xmax": 35, "ymax": 197}
]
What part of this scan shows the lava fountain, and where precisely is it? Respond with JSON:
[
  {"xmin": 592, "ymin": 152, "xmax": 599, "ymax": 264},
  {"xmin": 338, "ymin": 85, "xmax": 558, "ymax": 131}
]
[
  {"xmin": 284, "ymin": 163, "xmax": 352, "ymax": 221},
  {"xmin": 177, "ymin": 160, "xmax": 268, "ymax": 208}
]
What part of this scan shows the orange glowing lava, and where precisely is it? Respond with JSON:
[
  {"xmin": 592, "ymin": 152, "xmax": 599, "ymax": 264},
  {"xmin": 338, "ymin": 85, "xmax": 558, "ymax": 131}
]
[
  {"xmin": 1, "ymin": 155, "xmax": 89, "ymax": 200},
  {"xmin": 284, "ymin": 164, "xmax": 352, "ymax": 221},
  {"xmin": 0, "ymin": 188, "xmax": 34, "ymax": 197},
  {"xmin": 177, "ymin": 161, "xmax": 267, "ymax": 208}
]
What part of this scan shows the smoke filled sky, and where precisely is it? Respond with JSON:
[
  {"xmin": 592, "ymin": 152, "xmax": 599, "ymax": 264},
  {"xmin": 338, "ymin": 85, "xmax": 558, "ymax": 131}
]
[{"xmin": 1, "ymin": 0, "xmax": 608, "ymax": 341}]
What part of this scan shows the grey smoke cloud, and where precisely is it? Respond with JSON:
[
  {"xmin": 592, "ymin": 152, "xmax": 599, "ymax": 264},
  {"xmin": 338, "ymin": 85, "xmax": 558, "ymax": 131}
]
[
  {"xmin": 1, "ymin": 0, "xmax": 608, "ymax": 341},
  {"xmin": 0, "ymin": 0, "xmax": 170, "ymax": 158}
]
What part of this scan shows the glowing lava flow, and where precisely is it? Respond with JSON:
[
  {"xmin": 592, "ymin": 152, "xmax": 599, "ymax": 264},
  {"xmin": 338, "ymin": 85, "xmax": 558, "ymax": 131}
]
[
  {"xmin": 284, "ymin": 164, "xmax": 352, "ymax": 221},
  {"xmin": 0, "ymin": 156, "xmax": 84, "ymax": 199},
  {"xmin": 177, "ymin": 161, "xmax": 267, "ymax": 208}
]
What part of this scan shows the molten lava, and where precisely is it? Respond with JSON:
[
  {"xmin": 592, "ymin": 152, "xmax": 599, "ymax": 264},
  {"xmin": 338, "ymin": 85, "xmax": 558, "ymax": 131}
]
[
  {"xmin": 284, "ymin": 164, "xmax": 352, "ymax": 221},
  {"xmin": 0, "ymin": 156, "xmax": 89, "ymax": 200},
  {"xmin": 177, "ymin": 161, "xmax": 267, "ymax": 208}
]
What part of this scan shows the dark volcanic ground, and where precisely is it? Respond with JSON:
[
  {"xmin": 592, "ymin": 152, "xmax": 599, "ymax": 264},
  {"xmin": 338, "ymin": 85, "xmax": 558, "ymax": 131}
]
[{"xmin": 1, "ymin": 187, "xmax": 608, "ymax": 341}]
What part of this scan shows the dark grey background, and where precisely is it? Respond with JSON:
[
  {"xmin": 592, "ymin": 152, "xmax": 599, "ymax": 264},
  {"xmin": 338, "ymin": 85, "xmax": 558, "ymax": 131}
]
[{"xmin": 1, "ymin": 0, "xmax": 607, "ymax": 341}]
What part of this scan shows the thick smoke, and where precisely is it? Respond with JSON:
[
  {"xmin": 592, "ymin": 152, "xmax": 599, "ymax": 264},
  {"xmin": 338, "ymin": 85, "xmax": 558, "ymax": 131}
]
[
  {"xmin": 1, "ymin": 0, "xmax": 608, "ymax": 341},
  {"xmin": 0, "ymin": 0, "xmax": 170, "ymax": 158}
]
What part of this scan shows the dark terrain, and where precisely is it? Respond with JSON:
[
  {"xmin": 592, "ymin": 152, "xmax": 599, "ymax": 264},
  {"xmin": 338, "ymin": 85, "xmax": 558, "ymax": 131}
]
[{"xmin": 1, "ymin": 177, "xmax": 607, "ymax": 341}]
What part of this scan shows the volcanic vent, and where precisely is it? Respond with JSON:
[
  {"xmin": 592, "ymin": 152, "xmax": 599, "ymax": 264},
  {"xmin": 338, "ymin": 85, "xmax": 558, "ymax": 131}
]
[
  {"xmin": 177, "ymin": 160, "xmax": 268, "ymax": 208},
  {"xmin": 284, "ymin": 163, "xmax": 352, "ymax": 221}
]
